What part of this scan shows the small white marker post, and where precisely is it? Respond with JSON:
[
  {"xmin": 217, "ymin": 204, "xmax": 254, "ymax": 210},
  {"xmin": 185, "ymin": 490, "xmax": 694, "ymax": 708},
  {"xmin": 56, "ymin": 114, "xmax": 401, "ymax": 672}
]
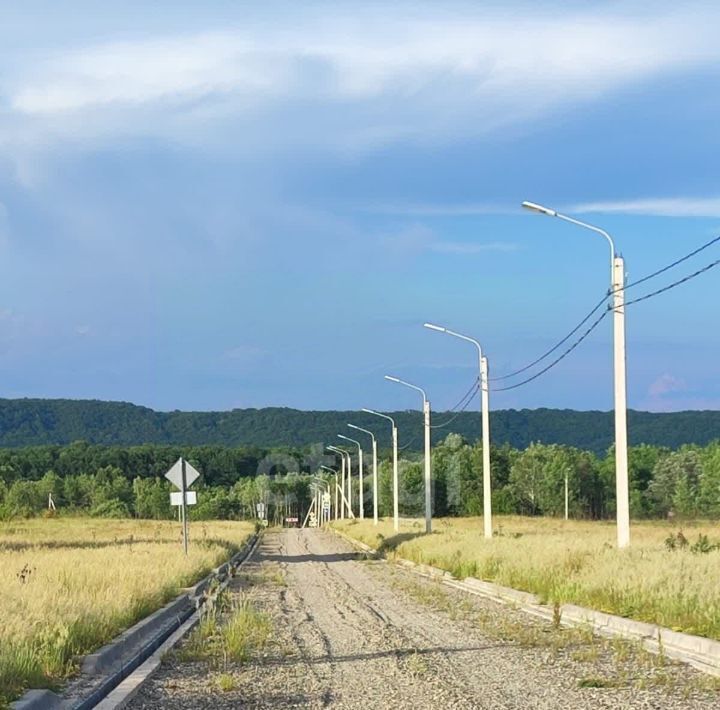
[{"xmin": 165, "ymin": 458, "xmax": 200, "ymax": 555}]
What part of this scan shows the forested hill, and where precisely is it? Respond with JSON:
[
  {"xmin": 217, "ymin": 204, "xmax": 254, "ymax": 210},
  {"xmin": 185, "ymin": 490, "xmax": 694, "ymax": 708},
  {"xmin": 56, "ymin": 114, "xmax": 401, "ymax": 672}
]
[{"xmin": 0, "ymin": 398, "xmax": 719, "ymax": 453}]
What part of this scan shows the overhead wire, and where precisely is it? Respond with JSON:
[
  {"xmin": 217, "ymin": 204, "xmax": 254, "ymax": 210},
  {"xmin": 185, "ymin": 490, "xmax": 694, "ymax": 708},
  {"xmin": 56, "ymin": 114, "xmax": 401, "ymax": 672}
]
[
  {"xmin": 494, "ymin": 253, "xmax": 720, "ymax": 392},
  {"xmin": 491, "ymin": 234, "xmax": 720, "ymax": 384},
  {"xmin": 493, "ymin": 309, "xmax": 609, "ymax": 392},
  {"xmin": 489, "ymin": 292, "xmax": 608, "ymax": 381}
]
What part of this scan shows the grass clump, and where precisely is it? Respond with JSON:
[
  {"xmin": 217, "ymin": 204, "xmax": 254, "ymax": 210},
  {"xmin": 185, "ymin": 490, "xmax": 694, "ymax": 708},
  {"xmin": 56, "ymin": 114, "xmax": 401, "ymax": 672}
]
[
  {"xmin": 178, "ymin": 597, "xmax": 272, "ymax": 666},
  {"xmin": 217, "ymin": 673, "xmax": 237, "ymax": 692}
]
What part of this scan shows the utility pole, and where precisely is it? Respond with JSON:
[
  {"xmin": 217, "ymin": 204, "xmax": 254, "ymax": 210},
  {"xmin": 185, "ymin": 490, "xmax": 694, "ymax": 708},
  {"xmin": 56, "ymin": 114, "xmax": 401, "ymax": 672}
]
[
  {"xmin": 424, "ymin": 323, "xmax": 493, "ymax": 539},
  {"xmin": 423, "ymin": 398, "xmax": 432, "ymax": 534},
  {"xmin": 385, "ymin": 375, "xmax": 433, "ymax": 534},
  {"xmin": 362, "ymin": 409, "xmax": 400, "ymax": 531},
  {"xmin": 522, "ymin": 201, "xmax": 630, "ymax": 548}
]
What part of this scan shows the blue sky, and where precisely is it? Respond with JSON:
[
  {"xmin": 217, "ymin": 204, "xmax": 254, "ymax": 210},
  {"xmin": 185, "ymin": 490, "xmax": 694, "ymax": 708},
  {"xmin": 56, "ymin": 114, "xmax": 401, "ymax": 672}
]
[{"xmin": 1, "ymin": 1, "xmax": 719, "ymax": 413}]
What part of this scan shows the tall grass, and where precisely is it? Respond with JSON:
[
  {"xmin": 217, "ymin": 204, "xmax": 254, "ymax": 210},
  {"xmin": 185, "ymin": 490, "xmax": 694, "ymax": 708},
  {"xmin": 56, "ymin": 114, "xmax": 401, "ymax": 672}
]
[
  {"xmin": 334, "ymin": 516, "xmax": 720, "ymax": 641},
  {"xmin": 0, "ymin": 517, "xmax": 253, "ymax": 706}
]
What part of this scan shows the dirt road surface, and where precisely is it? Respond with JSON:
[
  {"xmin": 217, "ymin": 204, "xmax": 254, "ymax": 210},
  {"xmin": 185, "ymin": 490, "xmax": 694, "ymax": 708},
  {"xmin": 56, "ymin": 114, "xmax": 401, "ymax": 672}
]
[{"xmin": 129, "ymin": 528, "xmax": 720, "ymax": 709}]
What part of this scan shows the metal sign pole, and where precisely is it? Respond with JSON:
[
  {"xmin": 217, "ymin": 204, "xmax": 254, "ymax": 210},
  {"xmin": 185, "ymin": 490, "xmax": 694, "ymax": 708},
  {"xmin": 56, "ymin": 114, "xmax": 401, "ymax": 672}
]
[{"xmin": 181, "ymin": 458, "xmax": 189, "ymax": 556}]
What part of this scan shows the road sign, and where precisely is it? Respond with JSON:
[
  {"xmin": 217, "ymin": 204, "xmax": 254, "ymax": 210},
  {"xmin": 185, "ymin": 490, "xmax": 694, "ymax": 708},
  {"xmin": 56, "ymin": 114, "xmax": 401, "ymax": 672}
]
[
  {"xmin": 164, "ymin": 458, "xmax": 200, "ymax": 556},
  {"xmin": 256, "ymin": 502, "xmax": 266, "ymax": 520},
  {"xmin": 165, "ymin": 458, "xmax": 200, "ymax": 490},
  {"xmin": 170, "ymin": 491, "xmax": 197, "ymax": 506},
  {"xmin": 285, "ymin": 516, "xmax": 298, "ymax": 523}
]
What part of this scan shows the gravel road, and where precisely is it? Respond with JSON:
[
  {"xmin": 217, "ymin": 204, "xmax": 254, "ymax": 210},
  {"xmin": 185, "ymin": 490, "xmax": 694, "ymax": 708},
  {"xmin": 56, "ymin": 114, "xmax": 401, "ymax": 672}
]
[{"xmin": 129, "ymin": 528, "xmax": 720, "ymax": 709}]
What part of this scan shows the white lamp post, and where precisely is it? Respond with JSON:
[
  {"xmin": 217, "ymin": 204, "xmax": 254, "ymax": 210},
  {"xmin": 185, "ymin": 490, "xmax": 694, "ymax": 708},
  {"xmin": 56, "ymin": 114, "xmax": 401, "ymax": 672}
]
[
  {"xmin": 424, "ymin": 323, "xmax": 493, "ymax": 539},
  {"xmin": 338, "ymin": 434, "xmax": 364, "ymax": 520},
  {"xmin": 362, "ymin": 408, "xmax": 399, "ymax": 532},
  {"xmin": 385, "ymin": 375, "xmax": 433, "ymax": 534},
  {"xmin": 348, "ymin": 423, "xmax": 379, "ymax": 525},
  {"xmin": 328, "ymin": 445, "xmax": 352, "ymax": 517},
  {"xmin": 326, "ymin": 446, "xmax": 347, "ymax": 519},
  {"xmin": 320, "ymin": 465, "xmax": 339, "ymax": 521},
  {"xmin": 522, "ymin": 200, "xmax": 630, "ymax": 549}
]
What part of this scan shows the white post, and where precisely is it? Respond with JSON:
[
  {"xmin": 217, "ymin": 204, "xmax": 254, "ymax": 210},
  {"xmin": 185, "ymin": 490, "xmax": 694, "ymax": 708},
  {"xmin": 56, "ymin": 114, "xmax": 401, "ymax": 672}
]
[
  {"xmin": 614, "ymin": 255, "xmax": 630, "ymax": 548},
  {"xmin": 564, "ymin": 469, "xmax": 569, "ymax": 521},
  {"xmin": 181, "ymin": 459, "xmax": 189, "ymax": 555},
  {"xmin": 334, "ymin": 474, "xmax": 339, "ymax": 521},
  {"xmin": 346, "ymin": 452, "xmax": 353, "ymax": 516},
  {"xmin": 358, "ymin": 446, "xmax": 365, "ymax": 520},
  {"xmin": 340, "ymin": 457, "xmax": 346, "ymax": 520},
  {"xmin": 481, "ymin": 355, "xmax": 492, "ymax": 540},
  {"xmin": 423, "ymin": 399, "xmax": 432, "ymax": 534},
  {"xmin": 372, "ymin": 437, "xmax": 378, "ymax": 525},
  {"xmin": 392, "ymin": 425, "xmax": 399, "ymax": 532}
]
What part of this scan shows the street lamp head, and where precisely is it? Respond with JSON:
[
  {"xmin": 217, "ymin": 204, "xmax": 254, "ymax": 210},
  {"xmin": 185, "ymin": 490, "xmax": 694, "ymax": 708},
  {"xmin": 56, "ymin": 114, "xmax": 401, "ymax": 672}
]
[
  {"xmin": 423, "ymin": 322, "xmax": 447, "ymax": 333},
  {"xmin": 384, "ymin": 375, "xmax": 401, "ymax": 383},
  {"xmin": 522, "ymin": 200, "xmax": 557, "ymax": 217}
]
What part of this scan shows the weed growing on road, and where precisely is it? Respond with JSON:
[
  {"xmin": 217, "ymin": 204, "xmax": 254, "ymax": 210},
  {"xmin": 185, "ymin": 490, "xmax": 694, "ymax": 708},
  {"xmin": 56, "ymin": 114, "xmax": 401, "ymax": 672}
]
[
  {"xmin": 217, "ymin": 673, "xmax": 237, "ymax": 692},
  {"xmin": 222, "ymin": 599, "xmax": 272, "ymax": 662},
  {"xmin": 404, "ymin": 650, "xmax": 428, "ymax": 678},
  {"xmin": 177, "ymin": 596, "xmax": 272, "ymax": 667}
]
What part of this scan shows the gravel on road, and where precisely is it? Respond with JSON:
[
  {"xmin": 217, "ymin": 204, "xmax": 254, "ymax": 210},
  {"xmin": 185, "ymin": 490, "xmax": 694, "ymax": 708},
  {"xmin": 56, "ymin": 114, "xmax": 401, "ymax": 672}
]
[{"xmin": 128, "ymin": 528, "xmax": 720, "ymax": 709}]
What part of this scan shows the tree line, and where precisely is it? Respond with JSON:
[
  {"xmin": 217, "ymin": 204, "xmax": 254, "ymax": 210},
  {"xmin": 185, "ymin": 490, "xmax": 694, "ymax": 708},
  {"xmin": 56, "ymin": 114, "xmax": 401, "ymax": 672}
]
[
  {"xmin": 1, "ymin": 435, "xmax": 719, "ymax": 521},
  {"xmin": 2, "ymin": 398, "xmax": 720, "ymax": 454}
]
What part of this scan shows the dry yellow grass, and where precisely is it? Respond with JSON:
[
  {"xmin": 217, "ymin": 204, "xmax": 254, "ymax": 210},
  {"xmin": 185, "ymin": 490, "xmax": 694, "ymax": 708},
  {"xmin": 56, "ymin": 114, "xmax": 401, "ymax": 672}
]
[
  {"xmin": 334, "ymin": 516, "xmax": 720, "ymax": 641},
  {"xmin": 0, "ymin": 517, "xmax": 254, "ymax": 706}
]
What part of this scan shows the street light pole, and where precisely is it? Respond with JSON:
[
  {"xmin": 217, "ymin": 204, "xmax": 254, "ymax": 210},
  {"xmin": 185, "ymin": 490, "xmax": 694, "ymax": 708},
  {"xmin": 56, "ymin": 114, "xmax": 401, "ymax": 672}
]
[
  {"xmin": 320, "ymin": 466, "xmax": 338, "ymax": 521},
  {"xmin": 348, "ymin": 423, "xmax": 379, "ymax": 525},
  {"xmin": 522, "ymin": 200, "xmax": 630, "ymax": 548},
  {"xmin": 326, "ymin": 447, "xmax": 347, "ymax": 519},
  {"xmin": 385, "ymin": 375, "xmax": 433, "ymax": 534},
  {"xmin": 338, "ymin": 434, "xmax": 365, "ymax": 519},
  {"xmin": 424, "ymin": 323, "xmax": 493, "ymax": 539},
  {"xmin": 362, "ymin": 408, "xmax": 399, "ymax": 532},
  {"xmin": 329, "ymin": 445, "xmax": 352, "ymax": 516}
]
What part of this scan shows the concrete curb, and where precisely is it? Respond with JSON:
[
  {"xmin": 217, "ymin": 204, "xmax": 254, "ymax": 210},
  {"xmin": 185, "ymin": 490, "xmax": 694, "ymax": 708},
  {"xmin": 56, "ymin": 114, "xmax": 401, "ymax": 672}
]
[
  {"xmin": 94, "ymin": 532, "xmax": 262, "ymax": 710},
  {"xmin": 10, "ymin": 532, "xmax": 259, "ymax": 710},
  {"xmin": 81, "ymin": 595, "xmax": 191, "ymax": 675},
  {"xmin": 330, "ymin": 526, "xmax": 720, "ymax": 678}
]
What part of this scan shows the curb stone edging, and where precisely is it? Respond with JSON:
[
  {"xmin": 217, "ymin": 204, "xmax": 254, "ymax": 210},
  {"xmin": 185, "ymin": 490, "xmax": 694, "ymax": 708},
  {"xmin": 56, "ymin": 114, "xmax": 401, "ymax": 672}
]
[
  {"xmin": 10, "ymin": 532, "xmax": 260, "ymax": 710},
  {"xmin": 95, "ymin": 532, "xmax": 262, "ymax": 710},
  {"xmin": 329, "ymin": 526, "xmax": 720, "ymax": 678}
]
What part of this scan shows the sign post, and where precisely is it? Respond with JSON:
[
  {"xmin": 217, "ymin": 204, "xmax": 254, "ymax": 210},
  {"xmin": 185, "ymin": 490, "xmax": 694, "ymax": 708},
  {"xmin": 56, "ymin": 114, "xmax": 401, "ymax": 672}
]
[{"xmin": 165, "ymin": 458, "xmax": 200, "ymax": 555}]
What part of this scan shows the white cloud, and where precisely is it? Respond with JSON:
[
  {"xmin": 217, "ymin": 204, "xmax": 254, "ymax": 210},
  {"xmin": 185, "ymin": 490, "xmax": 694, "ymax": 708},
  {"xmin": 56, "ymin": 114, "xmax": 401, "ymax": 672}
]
[
  {"xmin": 365, "ymin": 202, "xmax": 508, "ymax": 216},
  {"xmin": 569, "ymin": 197, "xmax": 720, "ymax": 218},
  {"xmin": 2, "ymin": 4, "xmax": 720, "ymax": 154},
  {"xmin": 429, "ymin": 241, "xmax": 518, "ymax": 254},
  {"xmin": 648, "ymin": 373, "xmax": 686, "ymax": 397},
  {"xmin": 382, "ymin": 223, "xmax": 515, "ymax": 255}
]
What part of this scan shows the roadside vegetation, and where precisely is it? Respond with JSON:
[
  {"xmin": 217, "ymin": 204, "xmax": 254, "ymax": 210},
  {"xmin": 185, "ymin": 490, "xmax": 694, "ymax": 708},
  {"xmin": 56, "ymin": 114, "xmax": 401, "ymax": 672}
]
[
  {"xmin": 0, "ymin": 518, "xmax": 253, "ymax": 706},
  {"xmin": 334, "ymin": 516, "xmax": 720, "ymax": 641}
]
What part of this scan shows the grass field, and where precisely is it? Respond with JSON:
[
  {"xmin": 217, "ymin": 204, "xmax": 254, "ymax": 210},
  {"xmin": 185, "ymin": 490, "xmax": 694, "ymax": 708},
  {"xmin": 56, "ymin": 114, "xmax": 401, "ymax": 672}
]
[
  {"xmin": 0, "ymin": 517, "xmax": 254, "ymax": 706},
  {"xmin": 333, "ymin": 516, "xmax": 720, "ymax": 642}
]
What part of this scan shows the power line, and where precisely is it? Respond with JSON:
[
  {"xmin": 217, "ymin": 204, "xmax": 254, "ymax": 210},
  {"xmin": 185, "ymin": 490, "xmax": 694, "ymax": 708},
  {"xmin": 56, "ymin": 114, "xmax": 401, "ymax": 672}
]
[
  {"xmin": 495, "ymin": 254, "xmax": 720, "ymax": 393},
  {"xmin": 494, "ymin": 309, "xmax": 609, "ymax": 392},
  {"xmin": 490, "ymin": 293, "xmax": 608, "ymax": 381},
  {"xmin": 491, "ymin": 234, "xmax": 720, "ymax": 383},
  {"xmin": 624, "ymin": 234, "xmax": 720, "ymax": 292},
  {"xmin": 624, "ymin": 257, "xmax": 720, "ymax": 308},
  {"xmin": 430, "ymin": 383, "xmax": 480, "ymax": 429}
]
